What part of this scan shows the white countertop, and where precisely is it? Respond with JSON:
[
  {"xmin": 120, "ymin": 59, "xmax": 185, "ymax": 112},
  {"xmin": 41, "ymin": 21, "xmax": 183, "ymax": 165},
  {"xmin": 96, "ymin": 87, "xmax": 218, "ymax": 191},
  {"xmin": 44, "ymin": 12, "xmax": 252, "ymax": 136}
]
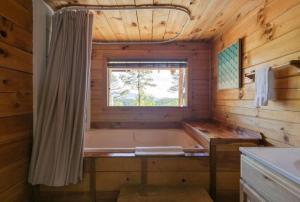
[{"xmin": 240, "ymin": 147, "xmax": 300, "ymax": 185}]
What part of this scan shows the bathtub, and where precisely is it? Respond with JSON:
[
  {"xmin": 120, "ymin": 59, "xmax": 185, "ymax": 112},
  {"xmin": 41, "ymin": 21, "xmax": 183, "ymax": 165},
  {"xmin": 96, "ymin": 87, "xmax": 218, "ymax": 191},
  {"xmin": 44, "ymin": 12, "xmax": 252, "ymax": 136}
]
[{"xmin": 84, "ymin": 129, "xmax": 205, "ymax": 156}]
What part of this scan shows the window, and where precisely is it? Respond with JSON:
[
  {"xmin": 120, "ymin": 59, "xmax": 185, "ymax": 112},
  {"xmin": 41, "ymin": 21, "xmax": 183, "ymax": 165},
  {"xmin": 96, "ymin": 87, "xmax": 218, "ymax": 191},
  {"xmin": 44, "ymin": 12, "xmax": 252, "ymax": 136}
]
[{"xmin": 107, "ymin": 60, "xmax": 188, "ymax": 107}]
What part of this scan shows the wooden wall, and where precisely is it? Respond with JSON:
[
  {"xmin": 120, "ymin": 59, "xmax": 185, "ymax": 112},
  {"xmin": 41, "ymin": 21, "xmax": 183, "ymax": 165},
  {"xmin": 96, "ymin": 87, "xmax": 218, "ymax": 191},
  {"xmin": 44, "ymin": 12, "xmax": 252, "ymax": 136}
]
[
  {"xmin": 211, "ymin": 0, "xmax": 300, "ymax": 147},
  {"xmin": 91, "ymin": 43, "xmax": 211, "ymax": 126},
  {"xmin": 0, "ymin": 0, "xmax": 33, "ymax": 201}
]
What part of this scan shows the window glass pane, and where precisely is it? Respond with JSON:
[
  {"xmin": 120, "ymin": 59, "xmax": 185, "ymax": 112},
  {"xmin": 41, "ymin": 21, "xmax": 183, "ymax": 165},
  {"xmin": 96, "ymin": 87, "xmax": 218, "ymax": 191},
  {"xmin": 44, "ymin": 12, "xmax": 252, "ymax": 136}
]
[{"xmin": 108, "ymin": 66, "xmax": 188, "ymax": 107}]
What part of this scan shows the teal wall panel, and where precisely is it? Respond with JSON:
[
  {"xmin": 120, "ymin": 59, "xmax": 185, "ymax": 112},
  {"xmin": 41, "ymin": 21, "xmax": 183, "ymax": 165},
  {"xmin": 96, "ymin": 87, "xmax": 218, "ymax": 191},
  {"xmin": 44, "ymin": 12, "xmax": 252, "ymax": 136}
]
[{"xmin": 217, "ymin": 40, "xmax": 241, "ymax": 89}]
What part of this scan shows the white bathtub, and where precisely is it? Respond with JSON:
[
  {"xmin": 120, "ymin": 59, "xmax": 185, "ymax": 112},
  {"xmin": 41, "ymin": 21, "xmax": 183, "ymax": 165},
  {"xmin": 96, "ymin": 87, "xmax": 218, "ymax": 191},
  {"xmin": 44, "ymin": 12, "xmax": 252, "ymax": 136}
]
[{"xmin": 84, "ymin": 129, "xmax": 205, "ymax": 155}]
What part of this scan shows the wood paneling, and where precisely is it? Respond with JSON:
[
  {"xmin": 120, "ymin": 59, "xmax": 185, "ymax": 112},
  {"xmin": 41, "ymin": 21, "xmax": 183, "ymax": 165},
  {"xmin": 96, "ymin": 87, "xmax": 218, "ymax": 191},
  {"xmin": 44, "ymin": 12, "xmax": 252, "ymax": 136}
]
[
  {"xmin": 0, "ymin": 0, "xmax": 33, "ymax": 201},
  {"xmin": 45, "ymin": 0, "xmax": 264, "ymax": 42},
  {"xmin": 91, "ymin": 42, "xmax": 210, "ymax": 125},
  {"xmin": 211, "ymin": 0, "xmax": 300, "ymax": 147},
  {"xmin": 183, "ymin": 121, "xmax": 262, "ymax": 202},
  {"xmin": 36, "ymin": 157, "xmax": 210, "ymax": 202}
]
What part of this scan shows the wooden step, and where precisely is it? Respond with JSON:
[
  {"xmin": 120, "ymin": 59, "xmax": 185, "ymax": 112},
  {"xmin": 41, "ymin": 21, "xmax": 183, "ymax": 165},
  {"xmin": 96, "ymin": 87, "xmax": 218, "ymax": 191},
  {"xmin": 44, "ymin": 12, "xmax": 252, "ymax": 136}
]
[{"xmin": 117, "ymin": 185, "xmax": 213, "ymax": 202}]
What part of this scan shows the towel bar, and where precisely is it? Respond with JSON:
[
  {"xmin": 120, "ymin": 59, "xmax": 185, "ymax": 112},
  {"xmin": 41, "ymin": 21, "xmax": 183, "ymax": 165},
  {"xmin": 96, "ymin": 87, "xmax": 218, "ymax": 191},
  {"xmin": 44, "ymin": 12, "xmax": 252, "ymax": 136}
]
[{"xmin": 244, "ymin": 60, "xmax": 300, "ymax": 82}]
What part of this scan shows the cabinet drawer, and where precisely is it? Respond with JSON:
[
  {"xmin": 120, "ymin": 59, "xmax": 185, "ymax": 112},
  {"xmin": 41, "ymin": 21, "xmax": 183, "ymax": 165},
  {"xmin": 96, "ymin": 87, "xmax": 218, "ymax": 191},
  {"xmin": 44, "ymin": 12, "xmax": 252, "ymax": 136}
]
[
  {"xmin": 241, "ymin": 155, "xmax": 300, "ymax": 202},
  {"xmin": 240, "ymin": 179, "xmax": 266, "ymax": 202}
]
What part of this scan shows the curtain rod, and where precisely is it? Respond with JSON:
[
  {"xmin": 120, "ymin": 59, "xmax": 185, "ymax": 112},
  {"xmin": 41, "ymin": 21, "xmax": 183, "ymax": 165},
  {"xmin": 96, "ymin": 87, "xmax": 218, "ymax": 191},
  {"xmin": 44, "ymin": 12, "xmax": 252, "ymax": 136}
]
[{"xmin": 53, "ymin": 4, "xmax": 191, "ymax": 45}]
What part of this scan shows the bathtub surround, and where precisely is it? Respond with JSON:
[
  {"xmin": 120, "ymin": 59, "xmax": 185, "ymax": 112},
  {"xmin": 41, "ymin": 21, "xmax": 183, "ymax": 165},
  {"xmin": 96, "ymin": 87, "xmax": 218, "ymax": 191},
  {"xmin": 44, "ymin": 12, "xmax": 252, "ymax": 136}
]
[
  {"xmin": 34, "ymin": 121, "xmax": 261, "ymax": 202},
  {"xmin": 28, "ymin": 11, "xmax": 93, "ymax": 186}
]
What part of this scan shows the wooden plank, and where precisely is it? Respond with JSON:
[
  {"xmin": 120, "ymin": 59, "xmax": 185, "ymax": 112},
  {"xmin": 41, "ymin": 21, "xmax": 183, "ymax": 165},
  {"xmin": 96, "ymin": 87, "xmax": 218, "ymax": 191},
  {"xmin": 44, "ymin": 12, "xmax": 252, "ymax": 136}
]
[
  {"xmin": 0, "ymin": 16, "xmax": 32, "ymax": 53},
  {"xmin": 135, "ymin": 0, "xmax": 153, "ymax": 41},
  {"xmin": 13, "ymin": 0, "xmax": 33, "ymax": 11},
  {"xmin": 147, "ymin": 157, "xmax": 209, "ymax": 172},
  {"xmin": 36, "ymin": 191, "xmax": 91, "ymax": 202},
  {"xmin": 0, "ymin": 68, "xmax": 32, "ymax": 93},
  {"xmin": 213, "ymin": 112, "xmax": 300, "ymax": 146},
  {"xmin": 95, "ymin": 158, "xmax": 141, "ymax": 172},
  {"xmin": 198, "ymin": 0, "xmax": 252, "ymax": 39},
  {"xmin": 93, "ymin": 13, "xmax": 118, "ymax": 41},
  {"xmin": 214, "ymin": 83, "xmax": 300, "ymax": 100},
  {"xmin": 152, "ymin": 0, "xmax": 171, "ymax": 40},
  {"xmin": 0, "ymin": 114, "xmax": 32, "ymax": 145},
  {"xmin": 0, "ymin": 140, "xmax": 31, "ymax": 170},
  {"xmin": 244, "ymin": 27, "xmax": 300, "ymax": 68},
  {"xmin": 0, "ymin": 0, "xmax": 32, "ymax": 31},
  {"xmin": 99, "ymin": 0, "xmax": 128, "ymax": 41},
  {"xmin": 39, "ymin": 174, "xmax": 90, "ymax": 192},
  {"xmin": 189, "ymin": 0, "xmax": 230, "ymax": 40},
  {"xmin": 0, "ymin": 92, "xmax": 32, "ymax": 117},
  {"xmin": 116, "ymin": 0, "xmax": 140, "ymax": 41},
  {"xmin": 147, "ymin": 171, "xmax": 210, "ymax": 189},
  {"xmin": 215, "ymin": 105, "xmax": 300, "ymax": 123},
  {"xmin": 1, "ymin": 181, "xmax": 32, "ymax": 202},
  {"xmin": 244, "ymin": 3, "xmax": 300, "ymax": 52},
  {"xmin": 214, "ymin": 0, "xmax": 300, "ymax": 51},
  {"xmin": 96, "ymin": 172, "xmax": 141, "ymax": 191},
  {"xmin": 212, "ymin": 0, "xmax": 264, "ymax": 41},
  {"xmin": 0, "ymin": 159, "xmax": 29, "ymax": 193},
  {"xmin": 118, "ymin": 185, "xmax": 213, "ymax": 202},
  {"xmin": 95, "ymin": 191, "xmax": 119, "ymax": 202},
  {"xmin": 216, "ymin": 100, "xmax": 300, "ymax": 112},
  {"xmin": 216, "ymin": 172, "xmax": 240, "ymax": 191},
  {"xmin": 178, "ymin": 0, "xmax": 210, "ymax": 40},
  {"xmin": 91, "ymin": 121, "xmax": 182, "ymax": 129},
  {"xmin": 0, "ymin": 41, "xmax": 32, "ymax": 73},
  {"xmin": 163, "ymin": 0, "xmax": 189, "ymax": 40},
  {"xmin": 92, "ymin": 42, "xmax": 210, "ymax": 51}
]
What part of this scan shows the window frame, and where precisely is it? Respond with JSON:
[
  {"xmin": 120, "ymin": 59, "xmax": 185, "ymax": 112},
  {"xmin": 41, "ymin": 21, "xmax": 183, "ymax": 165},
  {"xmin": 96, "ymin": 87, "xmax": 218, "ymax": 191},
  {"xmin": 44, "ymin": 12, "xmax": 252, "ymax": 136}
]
[{"xmin": 105, "ymin": 58, "xmax": 190, "ymax": 108}]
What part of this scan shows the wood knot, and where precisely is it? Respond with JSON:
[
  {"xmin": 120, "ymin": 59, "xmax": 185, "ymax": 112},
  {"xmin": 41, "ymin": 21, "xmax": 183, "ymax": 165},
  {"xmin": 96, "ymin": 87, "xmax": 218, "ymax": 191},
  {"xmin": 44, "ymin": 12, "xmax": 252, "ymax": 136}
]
[
  {"xmin": 238, "ymin": 89, "xmax": 244, "ymax": 99},
  {"xmin": 160, "ymin": 21, "xmax": 166, "ymax": 26},
  {"xmin": 14, "ymin": 103, "xmax": 20, "ymax": 108},
  {"xmin": 283, "ymin": 134, "xmax": 289, "ymax": 143},
  {"xmin": 0, "ymin": 48, "xmax": 8, "ymax": 57},
  {"xmin": 236, "ymin": 13, "xmax": 241, "ymax": 21},
  {"xmin": 216, "ymin": 12, "xmax": 223, "ymax": 18},
  {"xmin": 122, "ymin": 45, "xmax": 129, "ymax": 50},
  {"xmin": 0, "ymin": 30, "xmax": 7, "ymax": 38}
]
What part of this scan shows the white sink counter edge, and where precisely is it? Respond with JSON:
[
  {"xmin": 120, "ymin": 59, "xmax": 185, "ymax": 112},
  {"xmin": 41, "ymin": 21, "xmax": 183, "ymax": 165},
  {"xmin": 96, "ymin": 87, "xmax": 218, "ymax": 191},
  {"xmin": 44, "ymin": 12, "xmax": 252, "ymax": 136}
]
[{"xmin": 240, "ymin": 147, "xmax": 300, "ymax": 185}]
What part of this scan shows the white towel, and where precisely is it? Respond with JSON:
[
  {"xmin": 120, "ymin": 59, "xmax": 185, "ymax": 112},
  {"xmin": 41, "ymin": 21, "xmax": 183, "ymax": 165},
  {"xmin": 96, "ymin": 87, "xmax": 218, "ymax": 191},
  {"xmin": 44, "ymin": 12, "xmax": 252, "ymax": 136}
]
[{"xmin": 255, "ymin": 67, "xmax": 275, "ymax": 107}]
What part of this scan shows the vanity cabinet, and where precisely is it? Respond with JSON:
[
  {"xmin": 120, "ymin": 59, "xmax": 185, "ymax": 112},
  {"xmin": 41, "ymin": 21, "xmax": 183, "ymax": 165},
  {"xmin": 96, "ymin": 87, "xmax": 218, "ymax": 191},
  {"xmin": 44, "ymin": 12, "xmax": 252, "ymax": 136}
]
[{"xmin": 240, "ymin": 148, "xmax": 300, "ymax": 202}]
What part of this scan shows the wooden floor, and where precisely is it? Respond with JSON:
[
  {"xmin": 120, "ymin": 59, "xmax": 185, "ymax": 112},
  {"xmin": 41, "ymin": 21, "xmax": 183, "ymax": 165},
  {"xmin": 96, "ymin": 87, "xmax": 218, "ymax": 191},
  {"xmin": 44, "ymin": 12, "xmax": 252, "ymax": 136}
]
[{"xmin": 117, "ymin": 185, "xmax": 213, "ymax": 202}]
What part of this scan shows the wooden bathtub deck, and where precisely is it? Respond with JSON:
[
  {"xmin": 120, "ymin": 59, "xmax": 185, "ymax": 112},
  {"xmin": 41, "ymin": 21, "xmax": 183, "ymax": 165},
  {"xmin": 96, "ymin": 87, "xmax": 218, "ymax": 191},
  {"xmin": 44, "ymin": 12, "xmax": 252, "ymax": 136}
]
[{"xmin": 118, "ymin": 185, "xmax": 213, "ymax": 202}]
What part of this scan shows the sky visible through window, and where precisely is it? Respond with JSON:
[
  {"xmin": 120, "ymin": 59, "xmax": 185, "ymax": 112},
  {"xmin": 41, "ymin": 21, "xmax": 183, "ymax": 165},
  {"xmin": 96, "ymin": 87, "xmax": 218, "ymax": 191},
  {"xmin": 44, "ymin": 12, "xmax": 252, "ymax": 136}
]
[{"xmin": 108, "ymin": 67, "xmax": 187, "ymax": 107}]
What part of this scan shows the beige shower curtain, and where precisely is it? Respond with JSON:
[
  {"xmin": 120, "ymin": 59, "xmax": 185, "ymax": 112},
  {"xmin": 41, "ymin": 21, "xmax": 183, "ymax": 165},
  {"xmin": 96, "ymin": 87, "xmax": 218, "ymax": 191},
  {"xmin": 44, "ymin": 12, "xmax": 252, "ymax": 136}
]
[{"xmin": 29, "ymin": 11, "xmax": 93, "ymax": 186}]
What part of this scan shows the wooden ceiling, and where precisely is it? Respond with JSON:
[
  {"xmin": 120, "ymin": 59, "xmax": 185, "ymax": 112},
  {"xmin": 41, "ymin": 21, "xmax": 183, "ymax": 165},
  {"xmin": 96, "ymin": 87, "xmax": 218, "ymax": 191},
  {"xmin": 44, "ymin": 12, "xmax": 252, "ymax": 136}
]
[{"xmin": 45, "ymin": 0, "xmax": 265, "ymax": 42}]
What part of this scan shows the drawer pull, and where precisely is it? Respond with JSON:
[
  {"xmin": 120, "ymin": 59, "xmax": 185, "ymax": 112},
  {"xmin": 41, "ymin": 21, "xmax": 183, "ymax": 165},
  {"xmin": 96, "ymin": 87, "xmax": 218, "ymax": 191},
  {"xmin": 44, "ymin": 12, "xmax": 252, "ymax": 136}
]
[
  {"xmin": 0, "ymin": 30, "xmax": 7, "ymax": 38},
  {"xmin": 263, "ymin": 174, "xmax": 274, "ymax": 182}
]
